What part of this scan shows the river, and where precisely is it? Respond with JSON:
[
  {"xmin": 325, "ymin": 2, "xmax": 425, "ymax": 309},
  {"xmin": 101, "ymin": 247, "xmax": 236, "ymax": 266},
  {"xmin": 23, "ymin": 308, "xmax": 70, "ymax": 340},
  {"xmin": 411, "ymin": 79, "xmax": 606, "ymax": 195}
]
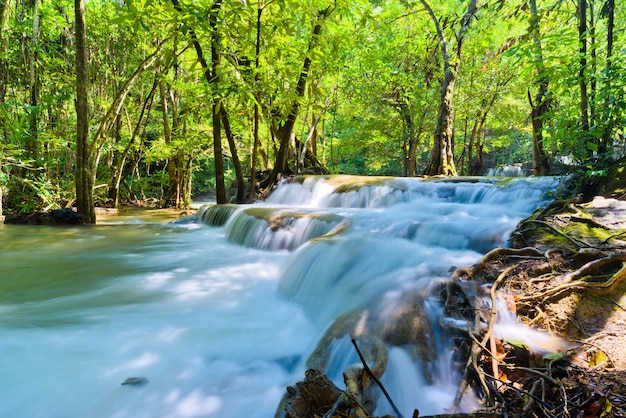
[{"xmin": 0, "ymin": 175, "xmax": 559, "ymax": 417}]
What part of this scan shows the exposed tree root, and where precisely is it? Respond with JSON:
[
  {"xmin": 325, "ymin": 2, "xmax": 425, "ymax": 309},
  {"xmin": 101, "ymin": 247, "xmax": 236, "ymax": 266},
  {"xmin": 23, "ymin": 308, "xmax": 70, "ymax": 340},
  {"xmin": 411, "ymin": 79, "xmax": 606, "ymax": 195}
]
[{"xmin": 516, "ymin": 255, "xmax": 626, "ymax": 303}]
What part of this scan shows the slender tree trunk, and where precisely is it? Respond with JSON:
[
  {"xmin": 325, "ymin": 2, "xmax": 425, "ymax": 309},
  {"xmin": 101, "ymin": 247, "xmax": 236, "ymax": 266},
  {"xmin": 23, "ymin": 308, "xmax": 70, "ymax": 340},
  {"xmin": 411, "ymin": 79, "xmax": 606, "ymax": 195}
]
[
  {"xmin": 399, "ymin": 102, "xmax": 423, "ymax": 177},
  {"xmin": 297, "ymin": 115, "xmax": 321, "ymax": 170},
  {"xmin": 273, "ymin": 18, "xmax": 323, "ymax": 174},
  {"xmin": 600, "ymin": 0, "xmax": 614, "ymax": 154},
  {"xmin": 219, "ymin": 104, "xmax": 246, "ymax": 203},
  {"xmin": 171, "ymin": 0, "xmax": 228, "ymax": 203},
  {"xmin": 0, "ymin": 0, "xmax": 10, "ymax": 146},
  {"xmin": 74, "ymin": 0, "xmax": 95, "ymax": 223},
  {"xmin": 169, "ymin": 89, "xmax": 186, "ymax": 208},
  {"xmin": 0, "ymin": 0, "xmax": 8, "ymax": 99},
  {"xmin": 263, "ymin": 6, "xmax": 332, "ymax": 190},
  {"xmin": 311, "ymin": 114, "xmax": 318, "ymax": 157},
  {"xmin": 28, "ymin": 0, "xmax": 40, "ymax": 162},
  {"xmin": 110, "ymin": 79, "xmax": 157, "ymax": 207},
  {"xmin": 208, "ymin": 0, "xmax": 226, "ymax": 203},
  {"xmin": 249, "ymin": 6, "xmax": 262, "ymax": 199},
  {"xmin": 528, "ymin": 0, "xmax": 552, "ymax": 176},
  {"xmin": 158, "ymin": 80, "xmax": 183, "ymax": 207},
  {"xmin": 579, "ymin": 0, "xmax": 590, "ymax": 143},
  {"xmin": 589, "ymin": 0, "xmax": 597, "ymax": 125}
]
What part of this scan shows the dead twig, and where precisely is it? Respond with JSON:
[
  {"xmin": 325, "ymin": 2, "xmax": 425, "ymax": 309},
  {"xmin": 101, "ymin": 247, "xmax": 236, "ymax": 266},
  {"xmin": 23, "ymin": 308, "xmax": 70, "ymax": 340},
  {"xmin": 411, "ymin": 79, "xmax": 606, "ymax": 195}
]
[{"xmin": 351, "ymin": 338, "xmax": 404, "ymax": 418}]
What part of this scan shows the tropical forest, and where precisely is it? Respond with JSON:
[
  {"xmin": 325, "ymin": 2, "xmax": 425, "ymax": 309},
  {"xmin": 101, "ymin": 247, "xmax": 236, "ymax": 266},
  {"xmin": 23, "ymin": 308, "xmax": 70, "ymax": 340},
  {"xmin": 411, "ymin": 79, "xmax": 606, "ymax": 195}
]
[{"xmin": 0, "ymin": 0, "xmax": 625, "ymax": 417}]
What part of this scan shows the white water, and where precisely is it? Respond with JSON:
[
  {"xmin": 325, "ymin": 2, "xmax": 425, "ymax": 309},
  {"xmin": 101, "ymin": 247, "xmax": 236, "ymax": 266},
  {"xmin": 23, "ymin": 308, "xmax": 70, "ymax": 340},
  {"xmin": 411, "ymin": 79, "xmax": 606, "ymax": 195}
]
[{"xmin": 0, "ymin": 175, "xmax": 560, "ymax": 417}]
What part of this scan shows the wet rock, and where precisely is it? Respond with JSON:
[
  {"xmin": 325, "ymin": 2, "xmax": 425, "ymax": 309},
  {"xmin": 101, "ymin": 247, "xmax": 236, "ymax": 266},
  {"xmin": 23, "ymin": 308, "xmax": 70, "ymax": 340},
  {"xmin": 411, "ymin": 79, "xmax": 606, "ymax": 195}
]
[
  {"xmin": 121, "ymin": 377, "xmax": 148, "ymax": 386},
  {"xmin": 275, "ymin": 369, "xmax": 342, "ymax": 418}
]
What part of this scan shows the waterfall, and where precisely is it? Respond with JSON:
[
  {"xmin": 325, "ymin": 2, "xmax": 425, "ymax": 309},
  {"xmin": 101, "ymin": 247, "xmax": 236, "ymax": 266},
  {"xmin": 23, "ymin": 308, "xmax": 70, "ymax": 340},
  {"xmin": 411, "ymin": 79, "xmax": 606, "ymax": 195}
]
[
  {"xmin": 0, "ymin": 175, "xmax": 560, "ymax": 418},
  {"xmin": 266, "ymin": 175, "xmax": 559, "ymax": 416},
  {"xmin": 487, "ymin": 165, "xmax": 526, "ymax": 177}
]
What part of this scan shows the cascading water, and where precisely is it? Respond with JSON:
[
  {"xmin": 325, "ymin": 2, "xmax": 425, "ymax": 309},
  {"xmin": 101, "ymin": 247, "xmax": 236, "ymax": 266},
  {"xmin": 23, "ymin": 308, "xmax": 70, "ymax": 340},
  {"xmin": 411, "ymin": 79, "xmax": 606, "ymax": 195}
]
[{"xmin": 0, "ymin": 175, "xmax": 560, "ymax": 418}]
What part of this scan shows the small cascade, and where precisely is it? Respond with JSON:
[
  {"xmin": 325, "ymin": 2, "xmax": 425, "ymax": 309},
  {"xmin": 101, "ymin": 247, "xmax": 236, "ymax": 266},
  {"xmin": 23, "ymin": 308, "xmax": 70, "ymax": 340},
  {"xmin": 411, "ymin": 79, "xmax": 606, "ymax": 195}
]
[
  {"xmin": 224, "ymin": 208, "xmax": 347, "ymax": 251},
  {"xmin": 267, "ymin": 176, "xmax": 413, "ymax": 208},
  {"xmin": 267, "ymin": 175, "xmax": 558, "ymax": 212},
  {"xmin": 487, "ymin": 165, "xmax": 526, "ymax": 177},
  {"xmin": 196, "ymin": 204, "xmax": 240, "ymax": 226}
]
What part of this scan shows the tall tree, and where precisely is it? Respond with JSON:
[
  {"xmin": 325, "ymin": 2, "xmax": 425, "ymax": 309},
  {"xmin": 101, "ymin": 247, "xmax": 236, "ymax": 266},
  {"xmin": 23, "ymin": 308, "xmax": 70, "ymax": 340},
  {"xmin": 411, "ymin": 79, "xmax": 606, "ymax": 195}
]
[
  {"xmin": 419, "ymin": 0, "xmax": 479, "ymax": 176},
  {"xmin": 578, "ymin": 0, "xmax": 590, "ymax": 141},
  {"xmin": 527, "ymin": 0, "xmax": 552, "ymax": 175},
  {"xmin": 74, "ymin": 0, "xmax": 95, "ymax": 223},
  {"xmin": 28, "ymin": 0, "xmax": 41, "ymax": 162},
  {"xmin": 169, "ymin": 0, "xmax": 249, "ymax": 204},
  {"xmin": 0, "ymin": 0, "xmax": 10, "ymax": 143},
  {"xmin": 262, "ymin": 5, "xmax": 333, "ymax": 190},
  {"xmin": 599, "ymin": 0, "xmax": 615, "ymax": 153}
]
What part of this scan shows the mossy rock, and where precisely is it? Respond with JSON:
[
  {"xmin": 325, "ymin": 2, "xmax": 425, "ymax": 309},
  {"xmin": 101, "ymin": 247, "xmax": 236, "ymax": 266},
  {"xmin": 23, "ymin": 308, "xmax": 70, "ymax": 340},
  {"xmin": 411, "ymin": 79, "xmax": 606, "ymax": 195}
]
[{"xmin": 510, "ymin": 197, "xmax": 626, "ymax": 252}]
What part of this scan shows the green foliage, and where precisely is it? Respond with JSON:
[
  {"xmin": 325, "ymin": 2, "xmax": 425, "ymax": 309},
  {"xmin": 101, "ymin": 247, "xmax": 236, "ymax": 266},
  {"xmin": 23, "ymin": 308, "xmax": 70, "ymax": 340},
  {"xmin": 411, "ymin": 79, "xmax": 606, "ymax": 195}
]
[{"xmin": 2, "ymin": 0, "xmax": 626, "ymax": 213}]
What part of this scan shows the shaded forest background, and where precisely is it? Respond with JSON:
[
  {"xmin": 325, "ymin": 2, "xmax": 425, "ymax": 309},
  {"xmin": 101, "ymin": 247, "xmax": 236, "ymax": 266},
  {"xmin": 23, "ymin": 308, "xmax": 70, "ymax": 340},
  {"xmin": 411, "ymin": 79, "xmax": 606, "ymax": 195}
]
[{"xmin": 0, "ymin": 0, "xmax": 624, "ymax": 222}]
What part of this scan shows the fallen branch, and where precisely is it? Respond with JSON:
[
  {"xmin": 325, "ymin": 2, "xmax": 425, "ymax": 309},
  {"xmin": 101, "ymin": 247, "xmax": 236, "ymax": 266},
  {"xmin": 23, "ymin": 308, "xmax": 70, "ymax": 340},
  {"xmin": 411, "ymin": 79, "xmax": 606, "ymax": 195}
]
[{"xmin": 351, "ymin": 338, "xmax": 405, "ymax": 418}]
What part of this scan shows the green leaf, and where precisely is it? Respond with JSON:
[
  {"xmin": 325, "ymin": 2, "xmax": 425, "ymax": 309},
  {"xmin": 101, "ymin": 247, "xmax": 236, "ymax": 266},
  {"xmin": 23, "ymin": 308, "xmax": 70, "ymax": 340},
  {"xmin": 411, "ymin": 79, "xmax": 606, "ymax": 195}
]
[
  {"xmin": 543, "ymin": 352, "xmax": 563, "ymax": 361},
  {"xmin": 504, "ymin": 338, "xmax": 527, "ymax": 348}
]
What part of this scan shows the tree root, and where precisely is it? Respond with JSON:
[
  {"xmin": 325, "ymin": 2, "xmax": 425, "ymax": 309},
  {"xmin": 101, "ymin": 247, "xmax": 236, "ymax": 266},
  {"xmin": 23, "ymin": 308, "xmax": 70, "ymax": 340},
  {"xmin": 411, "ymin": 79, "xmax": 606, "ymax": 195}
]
[{"xmin": 516, "ymin": 254, "xmax": 626, "ymax": 302}]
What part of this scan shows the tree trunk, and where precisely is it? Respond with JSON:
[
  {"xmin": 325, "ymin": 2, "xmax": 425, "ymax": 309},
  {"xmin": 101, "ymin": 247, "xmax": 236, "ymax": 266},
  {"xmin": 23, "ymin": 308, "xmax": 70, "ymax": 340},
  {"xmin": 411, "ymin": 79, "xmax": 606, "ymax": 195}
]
[
  {"xmin": 110, "ymin": 78, "xmax": 157, "ymax": 207},
  {"xmin": 219, "ymin": 104, "xmax": 246, "ymax": 203},
  {"xmin": 28, "ymin": 0, "xmax": 40, "ymax": 162},
  {"xmin": 74, "ymin": 0, "xmax": 95, "ymax": 223},
  {"xmin": 249, "ymin": 6, "xmax": 262, "ymax": 199},
  {"xmin": 399, "ymin": 102, "xmax": 423, "ymax": 177},
  {"xmin": 579, "ymin": 0, "xmax": 590, "ymax": 143},
  {"xmin": 420, "ymin": 0, "xmax": 478, "ymax": 176},
  {"xmin": 209, "ymin": 0, "xmax": 226, "ymax": 203},
  {"xmin": 170, "ymin": 0, "xmax": 227, "ymax": 203},
  {"xmin": 297, "ymin": 115, "xmax": 321, "ymax": 171},
  {"xmin": 589, "ymin": 0, "xmax": 597, "ymax": 126},
  {"xmin": 158, "ymin": 80, "xmax": 187, "ymax": 208},
  {"xmin": 528, "ymin": 0, "xmax": 552, "ymax": 176},
  {"xmin": 263, "ymin": 7, "xmax": 332, "ymax": 190},
  {"xmin": 0, "ymin": 0, "xmax": 10, "ymax": 145},
  {"xmin": 424, "ymin": 68, "xmax": 458, "ymax": 176},
  {"xmin": 600, "ymin": 0, "xmax": 614, "ymax": 154}
]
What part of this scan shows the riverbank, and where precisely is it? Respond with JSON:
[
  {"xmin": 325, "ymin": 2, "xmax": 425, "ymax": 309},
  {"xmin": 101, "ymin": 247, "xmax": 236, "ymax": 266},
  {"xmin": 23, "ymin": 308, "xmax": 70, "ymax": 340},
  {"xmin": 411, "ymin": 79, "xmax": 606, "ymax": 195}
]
[{"xmin": 454, "ymin": 195, "xmax": 626, "ymax": 418}]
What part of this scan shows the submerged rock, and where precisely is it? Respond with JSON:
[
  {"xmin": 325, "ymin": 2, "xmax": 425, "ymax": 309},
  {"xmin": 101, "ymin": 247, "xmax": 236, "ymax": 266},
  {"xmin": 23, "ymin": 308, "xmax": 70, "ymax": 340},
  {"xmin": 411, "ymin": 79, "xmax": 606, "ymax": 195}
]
[{"xmin": 121, "ymin": 377, "xmax": 148, "ymax": 386}]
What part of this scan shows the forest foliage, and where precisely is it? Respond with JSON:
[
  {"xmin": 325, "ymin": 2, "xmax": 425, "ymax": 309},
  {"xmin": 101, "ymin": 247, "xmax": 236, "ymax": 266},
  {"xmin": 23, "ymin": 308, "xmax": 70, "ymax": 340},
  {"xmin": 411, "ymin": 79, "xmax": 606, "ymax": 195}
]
[{"xmin": 0, "ymin": 0, "xmax": 624, "ymax": 220}]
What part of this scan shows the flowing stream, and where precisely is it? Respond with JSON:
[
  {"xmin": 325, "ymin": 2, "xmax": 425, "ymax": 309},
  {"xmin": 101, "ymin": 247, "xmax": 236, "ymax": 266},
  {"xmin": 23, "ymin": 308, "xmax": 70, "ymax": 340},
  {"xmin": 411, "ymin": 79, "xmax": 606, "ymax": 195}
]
[{"xmin": 0, "ymin": 175, "xmax": 560, "ymax": 417}]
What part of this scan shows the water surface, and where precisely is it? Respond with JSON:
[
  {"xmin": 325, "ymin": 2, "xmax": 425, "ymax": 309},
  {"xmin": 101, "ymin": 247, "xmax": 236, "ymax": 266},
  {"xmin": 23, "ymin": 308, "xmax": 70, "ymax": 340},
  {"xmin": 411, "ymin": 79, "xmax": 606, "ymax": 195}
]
[{"xmin": 0, "ymin": 175, "xmax": 559, "ymax": 417}]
